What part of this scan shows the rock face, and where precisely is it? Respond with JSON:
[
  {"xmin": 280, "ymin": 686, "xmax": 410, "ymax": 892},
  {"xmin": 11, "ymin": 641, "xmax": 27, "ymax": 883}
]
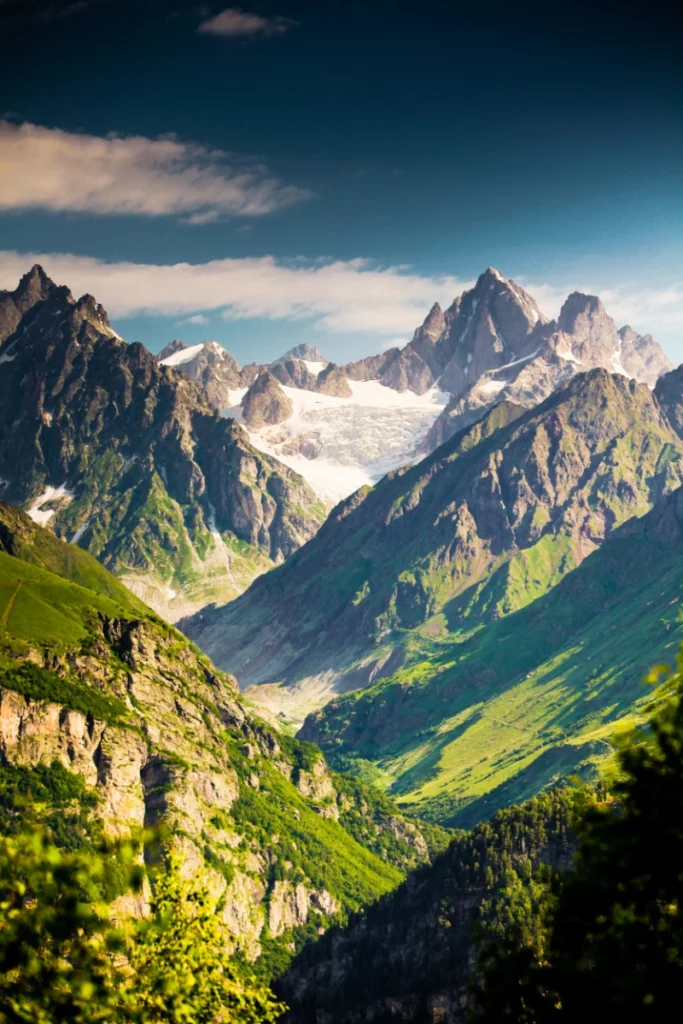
[
  {"xmin": 241, "ymin": 371, "xmax": 294, "ymax": 428},
  {"xmin": 0, "ymin": 503, "xmax": 439, "ymax": 963},
  {"xmin": 0, "ymin": 266, "xmax": 324, "ymax": 620},
  {"xmin": 159, "ymin": 340, "xmax": 248, "ymax": 410},
  {"xmin": 182, "ymin": 369, "xmax": 683, "ymax": 712}
]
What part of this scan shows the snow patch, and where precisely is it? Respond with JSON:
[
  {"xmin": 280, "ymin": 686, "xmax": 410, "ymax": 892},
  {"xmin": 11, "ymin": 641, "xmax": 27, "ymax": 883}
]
[
  {"xmin": 611, "ymin": 338, "xmax": 628, "ymax": 377},
  {"xmin": 303, "ymin": 360, "xmax": 326, "ymax": 375},
  {"xmin": 27, "ymin": 483, "xmax": 73, "ymax": 526},
  {"xmin": 479, "ymin": 379, "xmax": 506, "ymax": 396},
  {"xmin": 70, "ymin": 520, "xmax": 90, "ymax": 544},
  {"xmin": 160, "ymin": 343, "xmax": 207, "ymax": 367}
]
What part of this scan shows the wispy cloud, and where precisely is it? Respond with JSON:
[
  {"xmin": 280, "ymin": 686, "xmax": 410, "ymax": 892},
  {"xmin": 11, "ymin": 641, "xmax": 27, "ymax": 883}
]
[
  {"xmin": 197, "ymin": 7, "xmax": 295, "ymax": 39},
  {"xmin": 181, "ymin": 313, "xmax": 211, "ymax": 325},
  {"xmin": 0, "ymin": 121, "xmax": 310, "ymax": 221},
  {"xmin": 0, "ymin": 251, "xmax": 466, "ymax": 337}
]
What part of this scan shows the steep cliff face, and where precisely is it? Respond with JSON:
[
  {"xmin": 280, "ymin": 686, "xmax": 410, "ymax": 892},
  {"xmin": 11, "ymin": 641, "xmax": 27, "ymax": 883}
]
[
  {"xmin": 0, "ymin": 502, "xmax": 445, "ymax": 970},
  {"xmin": 0, "ymin": 266, "xmax": 325, "ymax": 621}
]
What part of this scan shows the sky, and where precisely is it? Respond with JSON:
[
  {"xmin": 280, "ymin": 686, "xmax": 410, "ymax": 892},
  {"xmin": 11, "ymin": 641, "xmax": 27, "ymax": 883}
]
[{"xmin": 0, "ymin": 0, "xmax": 681, "ymax": 365}]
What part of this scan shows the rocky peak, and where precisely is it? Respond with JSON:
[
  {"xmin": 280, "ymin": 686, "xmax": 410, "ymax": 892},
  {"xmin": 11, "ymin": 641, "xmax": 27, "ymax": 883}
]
[
  {"xmin": 420, "ymin": 302, "xmax": 446, "ymax": 341},
  {"xmin": 618, "ymin": 324, "xmax": 672, "ymax": 384},
  {"xmin": 14, "ymin": 264, "xmax": 56, "ymax": 311},
  {"xmin": 275, "ymin": 343, "xmax": 325, "ymax": 363},
  {"xmin": 0, "ymin": 263, "xmax": 61, "ymax": 344},
  {"xmin": 436, "ymin": 268, "xmax": 547, "ymax": 394},
  {"xmin": 553, "ymin": 292, "xmax": 621, "ymax": 370},
  {"xmin": 557, "ymin": 291, "xmax": 607, "ymax": 337},
  {"xmin": 241, "ymin": 370, "xmax": 294, "ymax": 428},
  {"xmin": 157, "ymin": 338, "xmax": 188, "ymax": 361}
]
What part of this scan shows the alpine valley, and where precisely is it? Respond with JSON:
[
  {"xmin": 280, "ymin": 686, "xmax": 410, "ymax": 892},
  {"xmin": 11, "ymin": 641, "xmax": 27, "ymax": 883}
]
[{"xmin": 1, "ymin": 259, "xmax": 682, "ymax": 1022}]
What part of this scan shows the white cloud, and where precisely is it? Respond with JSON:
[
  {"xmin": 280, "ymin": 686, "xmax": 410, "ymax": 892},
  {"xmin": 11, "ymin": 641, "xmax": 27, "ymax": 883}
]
[
  {"xmin": 197, "ymin": 7, "xmax": 294, "ymax": 38},
  {"xmin": 0, "ymin": 250, "xmax": 466, "ymax": 337},
  {"xmin": 182, "ymin": 313, "xmax": 210, "ymax": 325},
  {"xmin": 0, "ymin": 120, "xmax": 309, "ymax": 220}
]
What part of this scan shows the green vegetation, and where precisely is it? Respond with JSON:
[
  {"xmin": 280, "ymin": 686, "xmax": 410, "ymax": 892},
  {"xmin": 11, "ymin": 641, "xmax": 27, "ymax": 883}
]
[
  {"xmin": 0, "ymin": 829, "xmax": 283, "ymax": 1024},
  {"xmin": 471, "ymin": 649, "xmax": 683, "ymax": 1020},
  {"xmin": 0, "ymin": 663, "xmax": 127, "ymax": 724},
  {"xmin": 306, "ymin": 488, "xmax": 683, "ymax": 826},
  {"xmin": 279, "ymin": 787, "xmax": 579, "ymax": 1020}
]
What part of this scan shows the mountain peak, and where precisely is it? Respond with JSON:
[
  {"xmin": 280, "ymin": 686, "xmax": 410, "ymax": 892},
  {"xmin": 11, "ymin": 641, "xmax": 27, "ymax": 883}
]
[
  {"xmin": 157, "ymin": 338, "xmax": 188, "ymax": 361},
  {"xmin": 275, "ymin": 343, "xmax": 325, "ymax": 364},
  {"xmin": 14, "ymin": 263, "xmax": 57, "ymax": 309},
  {"xmin": 557, "ymin": 291, "xmax": 606, "ymax": 334}
]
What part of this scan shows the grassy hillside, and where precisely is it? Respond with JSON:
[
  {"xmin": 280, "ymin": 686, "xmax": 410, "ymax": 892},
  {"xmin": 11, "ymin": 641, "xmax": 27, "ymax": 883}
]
[
  {"xmin": 302, "ymin": 486, "xmax": 683, "ymax": 826},
  {"xmin": 0, "ymin": 502, "xmax": 447, "ymax": 976}
]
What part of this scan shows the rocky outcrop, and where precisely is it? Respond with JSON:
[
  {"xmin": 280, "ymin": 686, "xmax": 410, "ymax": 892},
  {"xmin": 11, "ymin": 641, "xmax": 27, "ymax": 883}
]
[
  {"xmin": 268, "ymin": 881, "xmax": 338, "ymax": 938},
  {"xmin": 315, "ymin": 363, "xmax": 352, "ymax": 397},
  {"xmin": 241, "ymin": 371, "xmax": 294, "ymax": 428}
]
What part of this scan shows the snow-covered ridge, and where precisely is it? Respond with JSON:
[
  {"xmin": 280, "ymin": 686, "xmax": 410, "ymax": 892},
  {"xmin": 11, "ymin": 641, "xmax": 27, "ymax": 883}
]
[{"xmin": 160, "ymin": 343, "xmax": 207, "ymax": 367}]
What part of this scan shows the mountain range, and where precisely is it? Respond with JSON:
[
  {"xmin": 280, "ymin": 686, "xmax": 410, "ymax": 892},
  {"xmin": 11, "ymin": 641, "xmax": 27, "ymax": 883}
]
[
  {"xmin": 183, "ymin": 364, "xmax": 683, "ymax": 821},
  {"xmin": 158, "ymin": 268, "xmax": 671, "ymax": 504}
]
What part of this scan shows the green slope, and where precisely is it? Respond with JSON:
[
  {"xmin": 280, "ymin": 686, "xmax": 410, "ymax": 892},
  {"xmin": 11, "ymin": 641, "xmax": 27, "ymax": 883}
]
[
  {"xmin": 0, "ymin": 502, "xmax": 447, "ymax": 974},
  {"xmin": 302, "ymin": 486, "xmax": 683, "ymax": 827},
  {"xmin": 184, "ymin": 370, "xmax": 683, "ymax": 714}
]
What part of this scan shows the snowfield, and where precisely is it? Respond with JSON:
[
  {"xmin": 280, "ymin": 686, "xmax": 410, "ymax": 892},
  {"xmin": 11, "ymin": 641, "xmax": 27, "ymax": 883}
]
[{"xmin": 224, "ymin": 379, "xmax": 449, "ymax": 503}]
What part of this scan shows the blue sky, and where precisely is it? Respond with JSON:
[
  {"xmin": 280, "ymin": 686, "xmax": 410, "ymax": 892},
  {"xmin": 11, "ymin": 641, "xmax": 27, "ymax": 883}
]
[{"xmin": 0, "ymin": 0, "xmax": 681, "ymax": 364}]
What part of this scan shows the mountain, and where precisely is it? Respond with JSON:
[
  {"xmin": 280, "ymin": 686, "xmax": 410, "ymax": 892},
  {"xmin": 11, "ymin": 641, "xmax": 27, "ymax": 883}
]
[
  {"xmin": 280, "ymin": 787, "xmax": 578, "ymax": 1023},
  {"xmin": 157, "ymin": 339, "xmax": 260, "ymax": 411},
  {"xmin": 182, "ymin": 367, "xmax": 683, "ymax": 721},
  {"xmin": 427, "ymin": 287, "xmax": 672, "ymax": 449},
  {"xmin": 160, "ymin": 269, "xmax": 671, "ymax": 504},
  {"xmin": 301, "ymin": 480, "xmax": 683, "ymax": 825},
  {"xmin": 0, "ymin": 501, "xmax": 448, "ymax": 970},
  {"xmin": 0, "ymin": 266, "xmax": 326, "ymax": 621},
  {"xmin": 275, "ymin": 343, "xmax": 326, "ymax": 363}
]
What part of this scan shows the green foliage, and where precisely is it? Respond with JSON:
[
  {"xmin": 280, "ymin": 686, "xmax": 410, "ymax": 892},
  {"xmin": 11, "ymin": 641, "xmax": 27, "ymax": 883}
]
[
  {"xmin": 0, "ymin": 663, "xmax": 127, "ymax": 724},
  {"xmin": 129, "ymin": 858, "xmax": 285, "ymax": 1023},
  {"xmin": 0, "ymin": 828, "xmax": 285, "ymax": 1024},
  {"xmin": 471, "ymin": 647, "xmax": 683, "ymax": 1020},
  {"xmin": 0, "ymin": 761, "xmax": 98, "ymax": 850},
  {"xmin": 280, "ymin": 788, "xmax": 578, "ymax": 1019},
  {"xmin": 0, "ymin": 830, "xmax": 141, "ymax": 1024}
]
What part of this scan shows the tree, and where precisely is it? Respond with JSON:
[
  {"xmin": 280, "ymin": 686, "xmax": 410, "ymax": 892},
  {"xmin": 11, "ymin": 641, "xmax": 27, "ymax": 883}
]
[
  {"xmin": 0, "ymin": 830, "xmax": 139, "ymax": 1024},
  {"xmin": 471, "ymin": 647, "xmax": 683, "ymax": 1020},
  {"xmin": 130, "ymin": 858, "xmax": 285, "ymax": 1024},
  {"xmin": 0, "ymin": 829, "xmax": 285, "ymax": 1024}
]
